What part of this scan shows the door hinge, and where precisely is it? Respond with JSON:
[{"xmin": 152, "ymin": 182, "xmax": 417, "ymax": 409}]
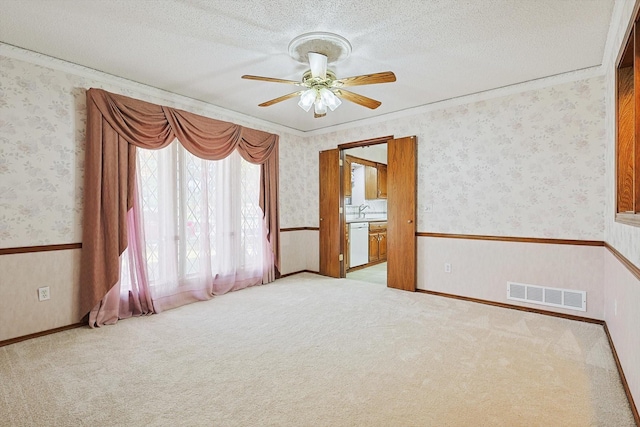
[
  {"xmin": 339, "ymin": 207, "xmax": 343, "ymax": 214},
  {"xmin": 339, "ymin": 159, "xmax": 343, "ymax": 166},
  {"xmin": 339, "ymin": 253, "xmax": 344, "ymax": 261}
]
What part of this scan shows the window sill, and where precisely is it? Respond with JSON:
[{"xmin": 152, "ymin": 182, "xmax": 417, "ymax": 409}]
[{"xmin": 615, "ymin": 213, "xmax": 640, "ymax": 227}]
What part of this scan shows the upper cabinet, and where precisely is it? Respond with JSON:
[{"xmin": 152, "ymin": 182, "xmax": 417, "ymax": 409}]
[
  {"xmin": 347, "ymin": 154, "xmax": 387, "ymax": 201},
  {"xmin": 377, "ymin": 163, "xmax": 387, "ymax": 199},
  {"xmin": 365, "ymin": 163, "xmax": 387, "ymax": 199},
  {"xmin": 364, "ymin": 164, "xmax": 378, "ymax": 200},
  {"xmin": 343, "ymin": 156, "xmax": 352, "ymax": 197}
]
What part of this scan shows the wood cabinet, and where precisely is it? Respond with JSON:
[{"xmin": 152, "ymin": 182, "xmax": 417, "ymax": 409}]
[
  {"xmin": 615, "ymin": 13, "xmax": 640, "ymax": 225},
  {"xmin": 377, "ymin": 163, "xmax": 387, "ymax": 199},
  {"xmin": 379, "ymin": 229, "xmax": 387, "ymax": 259},
  {"xmin": 368, "ymin": 232, "xmax": 379, "ymax": 261},
  {"xmin": 347, "ymin": 154, "xmax": 386, "ymax": 201},
  {"xmin": 343, "ymin": 156, "xmax": 352, "ymax": 197},
  {"xmin": 364, "ymin": 164, "xmax": 378, "ymax": 200},
  {"xmin": 365, "ymin": 163, "xmax": 387, "ymax": 200},
  {"xmin": 368, "ymin": 222, "xmax": 387, "ymax": 263}
]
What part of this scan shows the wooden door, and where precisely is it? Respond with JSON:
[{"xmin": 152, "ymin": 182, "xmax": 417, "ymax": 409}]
[
  {"xmin": 319, "ymin": 149, "xmax": 341, "ymax": 277},
  {"xmin": 387, "ymin": 136, "xmax": 417, "ymax": 291}
]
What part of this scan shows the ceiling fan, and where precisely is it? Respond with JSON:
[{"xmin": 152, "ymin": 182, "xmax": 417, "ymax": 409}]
[{"xmin": 241, "ymin": 33, "xmax": 396, "ymax": 118}]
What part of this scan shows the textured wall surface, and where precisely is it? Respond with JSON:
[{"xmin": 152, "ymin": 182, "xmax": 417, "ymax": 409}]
[
  {"xmin": 0, "ymin": 51, "xmax": 304, "ymax": 249},
  {"xmin": 308, "ymin": 76, "xmax": 606, "ymax": 240},
  {"xmin": 0, "ymin": 56, "xmax": 86, "ymax": 246}
]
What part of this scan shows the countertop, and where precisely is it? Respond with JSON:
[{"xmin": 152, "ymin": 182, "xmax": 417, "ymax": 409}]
[{"xmin": 346, "ymin": 218, "xmax": 387, "ymax": 224}]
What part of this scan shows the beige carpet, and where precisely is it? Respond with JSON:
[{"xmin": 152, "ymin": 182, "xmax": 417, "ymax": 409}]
[{"xmin": 0, "ymin": 273, "xmax": 635, "ymax": 426}]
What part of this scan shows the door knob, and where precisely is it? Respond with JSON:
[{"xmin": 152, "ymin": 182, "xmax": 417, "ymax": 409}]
[
  {"xmin": 320, "ymin": 218, "xmax": 323, "ymax": 221},
  {"xmin": 407, "ymin": 220, "xmax": 413, "ymax": 223}
]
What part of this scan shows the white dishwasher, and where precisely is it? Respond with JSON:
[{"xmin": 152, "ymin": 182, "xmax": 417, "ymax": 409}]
[{"xmin": 349, "ymin": 222, "xmax": 369, "ymax": 268}]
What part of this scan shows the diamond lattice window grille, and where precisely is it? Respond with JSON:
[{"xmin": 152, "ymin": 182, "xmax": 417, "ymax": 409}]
[
  {"xmin": 138, "ymin": 148, "xmax": 160, "ymax": 283},
  {"xmin": 182, "ymin": 151, "xmax": 204, "ymax": 276},
  {"xmin": 136, "ymin": 142, "xmax": 264, "ymax": 285},
  {"xmin": 240, "ymin": 159, "xmax": 261, "ymax": 263}
]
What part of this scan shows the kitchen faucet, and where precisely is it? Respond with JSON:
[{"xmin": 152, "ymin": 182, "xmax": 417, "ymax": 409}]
[{"xmin": 358, "ymin": 204, "xmax": 370, "ymax": 218}]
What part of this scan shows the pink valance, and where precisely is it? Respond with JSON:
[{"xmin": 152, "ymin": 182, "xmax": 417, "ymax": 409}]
[{"xmin": 80, "ymin": 88, "xmax": 280, "ymax": 317}]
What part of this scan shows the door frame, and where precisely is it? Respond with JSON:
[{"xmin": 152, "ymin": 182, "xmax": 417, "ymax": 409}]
[
  {"xmin": 337, "ymin": 136, "xmax": 392, "ymax": 278},
  {"xmin": 337, "ymin": 135, "xmax": 416, "ymax": 291}
]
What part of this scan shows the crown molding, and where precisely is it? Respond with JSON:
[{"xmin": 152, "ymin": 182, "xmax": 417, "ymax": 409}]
[
  {"xmin": 304, "ymin": 65, "xmax": 604, "ymax": 137},
  {"xmin": 0, "ymin": 42, "xmax": 604, "ymax": 139},
  {"xmin": 605, "ymin": 0, "xmax": 640, "ymax": 69},
  {"xmin": 0, "ymin": 43, "xmax": 307, "ymax": 138}
]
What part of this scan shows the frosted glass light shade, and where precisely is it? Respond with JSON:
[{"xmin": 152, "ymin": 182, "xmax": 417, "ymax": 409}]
[
  {"xmin": 298, "ymin": 89, "xmax": 316, "ymax": 112},
  {"xmin": 314, "ymin": 100, "xmax": 327, "ymax": 115},
  {"xmin": 319, "ymin": 87, "xmax": 341, "ymax": 111}
]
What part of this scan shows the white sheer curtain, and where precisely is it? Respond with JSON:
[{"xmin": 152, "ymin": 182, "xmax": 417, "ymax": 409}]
[{"xmin": 127, "ymin": 141, "xmax": 270, "ymax": 313}]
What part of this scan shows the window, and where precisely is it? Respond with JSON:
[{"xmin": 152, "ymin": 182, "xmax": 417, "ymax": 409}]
[
  {"xmin": 122, "ymin": 141, "xmax": 267, "ymax": 308},
  {"xmin": 616, "ymin": 14, "xmax": 640, "ymax": 226}
]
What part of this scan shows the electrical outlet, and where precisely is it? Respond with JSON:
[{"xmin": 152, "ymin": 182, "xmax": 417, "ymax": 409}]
[
  {"xmin": 444, "ymin": 263, "xmax": 452, "ymax": 273},
  {"xmin": 38, "ymin": 286, "xmax": 50, "ymax": 302},
  {"xmin": 424, "ymin": 204, "xmax": 433, "ymax": 213}
]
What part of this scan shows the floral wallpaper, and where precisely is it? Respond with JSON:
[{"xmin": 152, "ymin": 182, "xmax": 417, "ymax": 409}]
[
  {"xmin": 0, "ymin": 56, "xmax": 85, "ymax": 246},
  {"xmin": 0, "ymin": 48, "xmax": 305, "ymax": 248},
  {"xmin": 278, "ymin": 133, "xmax": 308, "ymax": 228},
  {"xmin": 0, "ymin": 44, "xmax": 610, "ymax": 247},
  {"xmin": 308, "ymin": 75, "xmax": 607, "ymax": 240}
]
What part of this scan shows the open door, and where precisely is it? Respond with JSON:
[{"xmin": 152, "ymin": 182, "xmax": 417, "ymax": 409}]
[
  {"xmin": 319, "ymin": 149, "xmax": 342, "ymax": 277},
  {"xmin": 387, "ymin": 136, "xmax": 417, "ymax": 291}
]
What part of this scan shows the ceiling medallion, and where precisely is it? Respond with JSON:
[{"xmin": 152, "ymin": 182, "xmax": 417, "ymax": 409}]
[{"xmin": 288, "ymin": 32, "xmax": 352, "ymax": 65}]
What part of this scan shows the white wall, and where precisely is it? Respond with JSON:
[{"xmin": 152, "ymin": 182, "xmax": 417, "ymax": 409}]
[{"xmin": 419, "ymin": 237, "xmax": 604, "ymax": 319}]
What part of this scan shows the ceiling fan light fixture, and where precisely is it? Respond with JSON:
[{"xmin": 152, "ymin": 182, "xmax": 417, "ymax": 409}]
[
  {"xmin": 244, "ymin": 32, "xmax": 395, "ymax": 118},
  {"xmin": 298, "ymin": 88, "xmax": 316, "ymax": 112},
  {"xmin": 319, "ymin": 87, "xmax": 341, "ymax": 111}
]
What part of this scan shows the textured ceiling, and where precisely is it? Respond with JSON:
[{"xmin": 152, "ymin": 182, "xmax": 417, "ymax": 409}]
[{"xmin": 0, "ymin": 0, "xmax": 615, "ymax": 133}]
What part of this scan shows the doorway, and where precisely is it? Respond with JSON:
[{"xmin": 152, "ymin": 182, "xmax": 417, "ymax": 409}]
[
  {"xmin": 343, "ymin": 143, "xmax": 389, "ymax": 285},
  {"xmin": 318, "ymin": 135, "xmax": 417, "ymax": 291}
]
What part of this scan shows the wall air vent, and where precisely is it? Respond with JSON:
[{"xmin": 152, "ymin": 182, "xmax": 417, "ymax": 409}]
[{"xmin": 507, "ymin": 282, "xmax": 586, "ymax": 312}]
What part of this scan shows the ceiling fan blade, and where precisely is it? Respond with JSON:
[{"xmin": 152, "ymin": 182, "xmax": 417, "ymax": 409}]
[
  {"xmin": 308, "ymin": 52, "xmax": 327, "ymax": 79},
  {"xmin": 334, "ymin": 89, "xmax": 382, "ymax": 109},
  {"xmin": 333, "ymin": 71, "xmax": 396, "ymax": 87},
  {"xmin": 258, "ymin": 91, "xmax": 304, "ymax": 107},
  {"xmin": 242, "ymin": 75, "xmax": 302, "ymax": 85}
]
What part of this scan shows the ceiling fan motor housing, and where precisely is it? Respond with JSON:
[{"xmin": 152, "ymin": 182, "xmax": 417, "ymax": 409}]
[{"xmin": 288, "ymin": 32, "xmax": 352, "ymax": 64}]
